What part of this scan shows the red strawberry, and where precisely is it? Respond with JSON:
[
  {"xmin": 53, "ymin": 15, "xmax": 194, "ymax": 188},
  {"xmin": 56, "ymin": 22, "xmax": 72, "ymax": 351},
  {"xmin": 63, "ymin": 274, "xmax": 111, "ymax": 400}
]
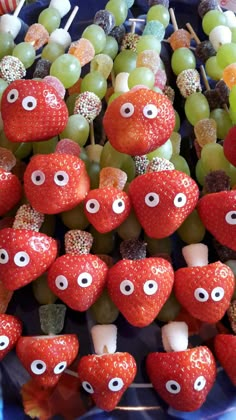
[
  {"xmin": 223, "ymin": 125, "xmax": 236, "ymax": 167},
  {"xmin": 1, "ymin": 79, "xmax": 68, "ymax": 143},
  {"xmin": 0, "ymin": 227, "xmax": 57, "ymax": 290},
  {"xmin": 84, "ymin": 186, "xmax": 131, "ymax": 233},
  {"xmin": 0, "ymin": 314, "xmax": 22, "ymax": 360},
  {"xmin": 197, "ymin": 190, "xmax": 236, "ymax": 251},
  {"xmin": 214, "ymin": 334, "xmax": 236, "ymax": 385},
  {"xmin": 24, "ymin": 153, "xmax": 90, "ymax": 214},
  {"xmin": 0, "ymin": 168, "xmax": 22, "ymax": 216},
  {"xmin": 103, "ymin": 88, "xmax": 175, "ymax": 156},
  {"xmin": 107, "ymin": 257, "xmax": 174, "ymax": 327},
  {"xmin": 77, "ymin": 352, "xmax": 137, "ymax": 411},
  {"xmin": 129, "ymin": 170, "xmax": 199, "ymax": 238},
  {"xmin": 47, "ymin": 254, "xmax": 108, "ymax": 311},
  {"xmin": 146, "ymin": 346, "xmax": 216, "ymax": 412},
  {"xmin": 16, "ymin": 334, "xmax": 79, "ymax": 387},
  {"xmin": 174, "ymin": 261, "xmax": 235, "ymax": 323}
]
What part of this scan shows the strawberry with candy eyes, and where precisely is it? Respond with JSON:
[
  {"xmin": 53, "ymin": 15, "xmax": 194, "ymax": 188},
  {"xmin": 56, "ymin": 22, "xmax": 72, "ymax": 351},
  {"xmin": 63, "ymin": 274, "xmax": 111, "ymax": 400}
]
[
  {"xmin": 0, "ymin": 147, "xmax": 22, "ymax": 217},
  {"xmin": 0, "ymin": 314, "xmax": 22, "ymax": 360}
]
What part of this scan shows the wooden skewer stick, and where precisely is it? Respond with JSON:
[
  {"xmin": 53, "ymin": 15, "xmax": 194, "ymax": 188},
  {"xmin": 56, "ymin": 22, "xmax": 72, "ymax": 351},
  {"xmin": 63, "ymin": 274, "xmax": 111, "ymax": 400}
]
[
  {"xmin": 186, "ymin": 22, "xmax": 201, "ymax": 44},
  {"xmin": 169, "ymin": 8, "xmax": 178, "ymax": 31}
]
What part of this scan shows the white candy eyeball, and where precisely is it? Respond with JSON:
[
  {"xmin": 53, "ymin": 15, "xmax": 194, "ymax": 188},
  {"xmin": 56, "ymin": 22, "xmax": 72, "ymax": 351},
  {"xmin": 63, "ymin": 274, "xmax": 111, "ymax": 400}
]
[
  {"xmin": 143, "ymin": 104, "xmax": 159, "ymax": 119},
  {"xmin": 108, "ymin": 377, "xmax": 124, "ymax": 392},
  {"xmin": 211, "ymin": 286, "xmax": 225, "ymax": 302},
  {"xmin": 22, "ymin": 96, "xmax": 37, "ymax": 111},
  {"xmin": 54, "ymin": 171, "xmax": 69, "ymax": 186},
  {"xmin": 194, "ymin": 287, "xmax": 209, "ymax": 302},
  {"xmin": 82, "ymin": 381, "xmax": 94, "ymax": 394},
  {"xmin": 225, "ymin": 211, "xmax": 236, "ymax": 225},
  {"xmin": 86, "ymin": 199, "xmax": 100, "ymax": 214},
  {"xmin": 0, "ymin": 249, "xmax": 9, "ymax": 264},
  {"xmin": 77, "ymin": 272, "xmax": 93, "ymax": 288},
  {"xmin": 173, "ymin": 193, "xmax": 187, "ymax": 208},
  {"xmin": 194, "ymin": 375, "xmax": 206, "ymax": 391},
  {"xmin": 112, "ymin": 198, "xmax": 125, "ymax": 214},
  {"xmin": 31, "ymin": 360, "xmax": 47, "ymax": 375},
  {"xmin": 55, "ymin": 275, "xmax": 68, "ymax": 290},
  {"xmin": 120, "ymin": 279, "xmax": 134, "ymax": 296},
  {"xmin": 7, "ymin": 89, "xmax": 19, "ymax": 103},
  {"xmin": 54, "ymin": 361, "xmax": 67, "ymax": 374},
  {"xmin": 31, "ymin": 170, "xmax": 45, "ymax": 186},
  {"xmin": 143, "ymin": 280, "xmax": 158, "ymax": 296},
  {"xmin": 145, "ymin": 192, "xmax": 160, "ymax": 207},
  {"xmin": 166, "ymin": 380, "xmax": 181, "ymax": 394},
  {"xmin": 120, "ymin": 102, "xmax": 134, "ymax": 118},
  {"xmin": 14, "ymin": 251, "xmax": 30, "ymax": 267},
  {"xmin": 0, "ymin": 335, "xmax": 10, "ymax": 350}
]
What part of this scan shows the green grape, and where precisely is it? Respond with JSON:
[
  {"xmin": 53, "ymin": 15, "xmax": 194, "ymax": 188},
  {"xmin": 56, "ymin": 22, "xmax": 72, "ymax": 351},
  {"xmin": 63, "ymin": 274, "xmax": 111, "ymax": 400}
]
[
  {"xmin": 61, "ymin": 203, "xmax": 89, "ymax": 230},
  {"xmin": 100, "ymin": 141, "xmax": 135, "ymax": 181},
  {"xmin": 171, "ymin": 47, "xmax": 196, "ymax": 75},
  {"xmin": 177, "ymin": 209, "xmax": 205, "ymax": 244},
  {"xmin": 32, "ymin": 274, "xmax": 57, "ymax": 305},
  {"xmin": 146, "ymin": 4, "xmax": 170, "ymax": 28},
  {"xmin": 108, "ymin": 92, "xmax": 122, "ymax": 104},
  {"xmin": 85, "ymin": 144, "xmax": 104, "ymax": 163},
  {"xmin": 66, "ymin": 93, "xmax": 78, "ymax": 115},
  {"xmin": 229, "ymin": 164, "xmax": 236, "ymax": 188},
  {"xmin": 59, "ymin": 114, "xmax": 89, "ymax": 146},
  {"xmin": 113, "ymin": 50, "xmax": 137, "ymax": 75},
  {"xmin": 79, "ymin": 147, "xmax": 90, "ymax": 169},
  {"xmin": 38, "ymin": 7, "xmax": 61, "ymax": 33},
  {"xmin": 90, "ymin": 225, "xmax": 115, "ymax": 254},
  {"xmin": 231, "ymin": 27, "xmax": 236, "ymax": 43},
  {"xmin": 87, "ymin": 161, "xmax": 100, "ymax": 189},
  {"xmin": 102, "ymin": 35, "xmax": 119, "ymax": 60},
  {"xmin": 105, "ymin": 0, "xmax": 128, "ymax": 26},
  {"xmin": 144, "ymin": 233, "xmax": 172, "ymax": 256},
  {"xmin": 225, "ymin": 260, "xmax": 236, "ymax": 299},
  {"xmin": 205, "ymin": 56, "xmax": 223, "ymax": 81},
  {"xmin": 40, "ymin": 214, "xmax": 56, "ymax": 237},
  {"xmin": 41, "ymin": 42, "xmax": 64, "ymax": 62},
  {"xmin": 229, "ymin": 85, "xmax": 236, "ymax": 113},
  {"xmin": 170, "ymin": 155, "xmax": 190, "ymax": 176},
  {"xmin": 82, "ymin": 24, "xmax": 106, "ymax": 54},
  {"xmin": 33, "ymin": 137, "xmax": 58, "ymax": 154},
  {"xmin": 195, "ymin": 158, "xmax": 207, "ymax": 186},
  {"xmin": 174, "ymin": 110, "xmax": 180, "ymax": 132},
  {"xmin": 185, "ymin": 92, "xmax": 210, "ymax": 125},
  {"xmin": 116, "ymin": 209, "xmax": 142, "ymax": 240},
  {"xmin": 0, "ymin": 32, "xmax": 14, "ymax": 60},
  {"xmin": 0, "ymin": 79, "xmax": 8, "ymax": 101},
  {"xmin": 128, "ymin": 67, "xmax": 155, "ymax": 89},
  {"xmin": 0, "ymin": 131, "xmax": 18, "ymax": 153},
  {"xmin": 50, "ymin": 54, "xmax": 81, "ymax": 88},
  {"xmin": 202, "ymin": 10, "xmax": 227, "ymax": 35},
  {"xmin": 156, "ymin": 292, "xmax": 181, "ymax": 322},
  {"xmin": 14, "ymin": 142, "xmax": 32, "ymax": 159},
  {"xmin": 147, "ymin": 138, "xmax": 173, "ymax": 160},
  {"xmin": 136, "ymin": 35, "xmax": 161, "ymax": 54},
  {"xmin": 201, "ymin": 142, "xmax": 231, "ymax": 174},
  {"xmin": 80, "ymin": 71, "xmax": 107, "ymax": 99},
  {"xmin": 12, "ymin": 42, "xmax": 35, "ymax": 69},
  {"xmin": 90, "ymin": 288, "xmax": 119, "ymax": 324},
  {"xmin": 210, "ymin": 108, "xmax": 233, "ymax": 139},
  {"xmin": 216, "ymin": 43, "xmax": 236, "ymax": 69}
]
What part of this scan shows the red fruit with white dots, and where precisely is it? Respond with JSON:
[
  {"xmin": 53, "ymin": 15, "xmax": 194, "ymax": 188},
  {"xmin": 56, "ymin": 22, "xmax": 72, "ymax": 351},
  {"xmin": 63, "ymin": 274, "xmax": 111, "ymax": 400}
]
[{"xmin": 0, "ymin": 314, "xmax": 22, "ymax": 360}]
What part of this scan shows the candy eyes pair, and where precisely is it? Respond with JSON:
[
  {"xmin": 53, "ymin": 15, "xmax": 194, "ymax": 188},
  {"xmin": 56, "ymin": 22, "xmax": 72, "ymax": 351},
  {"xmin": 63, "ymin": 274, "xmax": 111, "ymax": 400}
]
[
  {"xmin": 7, "ymin": 89, "xmax": 37, "ymax": 111},
  {"xmin": 82, "ymin": 377, "xmax": 124, "ymax": 394},
  {"xmin": 166, "ymin": 376, "xmax": 206, "ymax": 395},
  {"xmin": 0, "ymin": 249, "xmax": 29, "ymax": 267},
  {"xmin": 120, "ymin": 102, "xmax": 159, "ymax": 119},
  {"xmin": 86, "ymin": 198, "xmax": 126, "ymax": 215},
  {"xmin": 145, "ymin": 192, "xmax": 187, "ymax": 209},
  {"xmin": 31, "ymin": 170, "xmax": 69, "ymax": 187},
  {"xmin": 31, "ymin": 359, "xmax": 67, "ymax": 375},
  {"xmin": 120, "ymin": 279, "xmax": 158, "ymax": 296},
  {"xmin": 194, "ymin": 287, "xmax": 225, "ymax": 302},
  {"xmin": 55, "ymin": 273, "xmax": 92, "ymax": 290}
]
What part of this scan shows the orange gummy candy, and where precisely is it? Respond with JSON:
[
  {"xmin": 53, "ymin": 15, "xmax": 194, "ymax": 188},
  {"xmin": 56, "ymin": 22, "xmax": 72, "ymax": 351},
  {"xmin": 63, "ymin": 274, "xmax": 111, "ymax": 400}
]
[
  {"xmin": 99, "ymin": 167, "xmax": 127, "ymax": 190},
  {"xmin": 68, "ymin": 38, "xmax": 95, "ymax": 66}
]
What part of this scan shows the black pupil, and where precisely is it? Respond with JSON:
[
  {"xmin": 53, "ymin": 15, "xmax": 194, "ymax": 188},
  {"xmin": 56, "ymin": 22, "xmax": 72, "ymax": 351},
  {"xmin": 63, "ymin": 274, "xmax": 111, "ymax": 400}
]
[
  {"xmin": 60, "ymin": 282, "xmax": 64, "ymax": 287},
  {"xmin": 10, "ymin": 94, "xmax": 15, "ymax": 100},
  {"xmin": 147, "ymin": 110, "xmax": 152, "ymax": 115},
  {"xmin": 125, "ymin": 285, "xmax": 131, "ymax": 292},
  {"xmin": 36, "ymin": 175, "xmax": 41, "ymax": 181},
  {"xmin": 118, "ymin": 201, "xmax": 122, "ymax": 207},
  {"xmin": 197, "ymin": 381, "xmax": 201, "ymax": 386},
  {"xmin": 90, "ymin": 203, "xmax": 95, "ymax": 209},
  {"xmin": 20, "ymin": 256, "xmax": 25, "ymax": 262},
  {"xmin": 58, "ymin": 364, "xmax": 64, "ymax": 370},
  {"xmin": 149, "ymin": 196, "xmax": 154, "ymax": 202},
  {"xmin": 27, "ymin": 101, "xmax": 34, "ymax": 108},
  {"xmin": 0, "ymin": 341, "xmax": 5, "ymax": 346},
  {"xmin": 57, "ymin": 175, "xmax": 64, "ymax": 181},
  {"xmin": 124, "ymin": 107, "xmax": 131, "ymax": 114},
  {"xmin": 1, "ymin": 253, "xmax": 5, "ymax": 260},
  {"xmin": 112, "ymin": 380, "xmax": 118, "ymax": 387},
  {"xmin": 86, "ymin": 384, "xmax": 92, "ymax": 389},
  {"xmin": 82, "ymin": 278, "xmax": 88, "ymax": 284},
  {"xmin": 148, "ymin": 283, "xmax": 154, "ymax": 288},
  {"xmin": 199, "ymin": 292, "xmax": 205, "ymax": 299},
  {"xmin": 171, "ymin": 384, "xmax": 178, "ymax": 390},
  {"xmin": 36, "ymin": 363, "xmax": 44, "ymax": 370},
  {"xmin": 215, "ymin": 292, "xmax": 220, "ymax": 297},
  {"xmin": 178, "ymin": 197, "xmax": 182, "ymax": 202},
  {"xmin": 231, "ymin": 213, "xmax": 236, "ymax": 219}
]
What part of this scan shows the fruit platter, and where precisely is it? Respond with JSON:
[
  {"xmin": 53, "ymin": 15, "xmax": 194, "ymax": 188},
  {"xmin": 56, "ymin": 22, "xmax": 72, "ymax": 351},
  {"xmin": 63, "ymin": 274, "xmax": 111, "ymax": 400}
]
[{"xmin": 1, "ymin": 0, "xmax": 236, "ymax": 419}]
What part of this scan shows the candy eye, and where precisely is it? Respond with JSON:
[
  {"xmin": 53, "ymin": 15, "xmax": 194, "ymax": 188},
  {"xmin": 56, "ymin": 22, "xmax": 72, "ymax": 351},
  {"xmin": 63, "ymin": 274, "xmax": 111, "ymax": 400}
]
[
  {"xmin": 54, "ymin": 361, "xmax": 67, "ymax": 374},
  {"xmin": 112, "ymin": 198, "xmax": 125, "ymax": 214},
  {"xmin": 120, "ymin": 102, "xmax": 135, "ymax": 118},
  {"xmin": 173, "ymin": 193, "xmax": 187, "ymax": 208},
  {"xmin": 86, "ymin": 199, "xmax": 100, "ymax": 214},
  {"xmin": 166, "ymin": 380, "xmax": 181, "ymax": 394},
  {"xmin": 143, "ymin": 280, "xmax": 158, "ymax": 296},
  {"xmin": 22, "ymin": 96, "xmax": 37, "ymax": 111},
  {"xmin": 54, "ymin": 171, "xmax": 69, "ymax": 186},
  {"xmin": 31, "ymin": 170, "xmax": 45, "ymax": 186},
  {"xmin": 145, "ymin": 192, "xmax": 160, "ymax": 207},
  {"xmin": 31, "ymin": 360, "xmax": 47, "ymax": 375},
  {"xmin": 120, "ymin": 279, "xmax": 134, "ymax": 296},
  {"xmin": 108, "ymin": 377, "xmax": 124, "ymax": 392},
  {"xmin": 225, "ymin": 211, "xmax": 236, "ymax": 225},
  {"xmin": 14, "ymin": 251, "xmax": 30, "ymax": 267},
  {"xmin": 55, "ymin": 275, "xmax": 68, "ymax": 290},
  {"xmin": 82, "ymin": 381, "xmax": 94, "ymax": 394},
  {"xmin": 211, "ymin": 286, "xmax": 225, "ymax": 302},
  {"xmin": 0, "ymin": 249, "xmax": 9, "ymax": 264},
  {"xmin": 194, "ymin": 375, "xmax": 206, "ymax": 391},
  {"xmin": 7, "ymin": 89, "xmax": 19, "ymax": 103},
  {"xmin": 77, "ymin": 272, "xmax": 92, "ymax": 288},
  {"xmin": 143, "ymin": 104, "xmax": 159, "ymax": 119},
  {"xmin": 0, "ymin": 335, "xmax": 10, "ymax": 350},
  {"xmin": 194, "ymin": 287, "xmax": 209, "ymax": 302}
]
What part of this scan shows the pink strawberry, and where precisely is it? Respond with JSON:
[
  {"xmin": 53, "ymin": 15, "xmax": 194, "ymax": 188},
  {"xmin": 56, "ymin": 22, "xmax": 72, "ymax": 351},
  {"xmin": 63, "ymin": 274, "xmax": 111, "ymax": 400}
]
[
  {"xmin": 1, "ymin": 79, "xmax": 68, "ymax": 143},
  {"xmin": 128, "ymin": 170, "xmax": 199, "ymax": 238},
  {"xmin": 16, "ymin": 334, "xmax": 79, "ymax": 388},
  {"xmin": 0, "ymin": 227, "xmax": 57, "ymax": 290},
  {"xmin": 77, "ymin": 352, "xmax": 137, "ymax": 411},
  {"xmin": 214, "ymin": 334, "xmax": 236, "ymax": 385},
  {"xmin": 146, "ymin": 346, "xmax": 216, "ymax": 412},
  {"xmin": 0, "ymin": 314, "xmax": 22, "ymax": 360},
  {"xmin": 223, "ymin": 125, "xmax": 236, "ymax": 167},
  {"xmin": 197, "ymin": 190, "xmax": 236, "ymax": 251},
  {"xmin": 107, "ymin": 257, "xmax": 174, "ymax": 327},
  {"xmin": 174, "ymin": 261, "xmax": 235, "ymax": 323},
  {"xmin": 0, "ymin": 168, "xmax": 22, "ymax": 216}
]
